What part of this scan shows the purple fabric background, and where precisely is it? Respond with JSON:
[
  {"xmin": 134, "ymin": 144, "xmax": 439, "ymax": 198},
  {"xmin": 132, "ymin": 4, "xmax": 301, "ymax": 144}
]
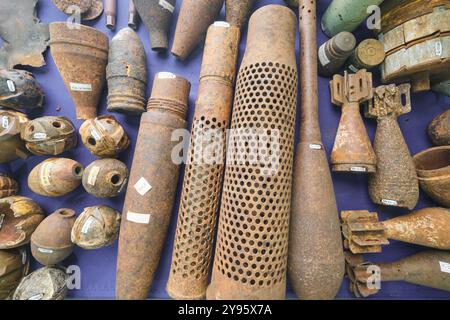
[{"xmin": 1, "ymin": 0, "xmax": 449, "ymax": 299}]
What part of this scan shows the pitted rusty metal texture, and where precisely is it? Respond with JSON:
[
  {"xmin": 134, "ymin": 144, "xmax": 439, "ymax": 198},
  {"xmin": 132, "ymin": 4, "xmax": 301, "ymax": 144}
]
[
  {"xmin": 82, "ymin": 159, "xmax": 129, "ymax": 198},
  {"xmin": 0, "ymin": 248, "xmax": 29, "ymax": 300},
  {"xmin": 0, "ymin": 69, "xmax": 44, "ymax": 110},
  {"xmin": 330, "ymin": 70, "xmax": 376, "ymax": 173},
  {"xmin": 52, "ymin": 0, "xmax": 93, "ymax": 14},
  {"xmin": 166, "ymin": 23, "xmax": 240, "ymax": 300},
  {"xmin": 365, "ymin": 84, "xmax": 419, "ymax": 209},
  {"xmin": 345, "ymin": 39, "xmax": 385, "ymax": 73},
  {"xmin": 226, "ymin": 0, "xmax": 256, "ymax": 29},
  {"xmin": 207, "ymin": 5, "xmax": 297, "ymax": 300},
  {"xmin": 0, "ymin": 109, "xmax": 29, "ymax": 163},
  {"xmin": 428, "ymin": 110, "xmax": 450, "ymax": 146},
  {"xmin": 0, "ymin": 174, "xmax": 19, "ymax": 199}
]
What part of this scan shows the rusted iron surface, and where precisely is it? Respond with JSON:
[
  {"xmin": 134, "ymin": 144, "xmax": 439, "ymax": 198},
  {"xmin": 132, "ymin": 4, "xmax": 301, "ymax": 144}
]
[
  {"xmin": 413, "ymin": 146, "xmax": 450, "ymax": 208},
  {"xmin": 0, "ymin": 109, "xmax": 29, "ymax": 164},
  {"xmin": 28, "ymin": 158, "xmax": 84, "ymax": 197},
  {"xmin": 128, "ymin": 0, "xmax": 139, "ymax": 30},
  {"xmin": 346, "ymin": 39, "xmax": 385, "ymax": 73},
  {"xmin": 330, "ymin": 70, "xmax": 376, "ymax": 173},
  {"xmin": 365, "ymin": 84, "xmax": 419, "ymax": 209},
  {"xmin": 428, "ymin": 110, "xmax": 450, "ymax": 146},
  {"xmin": 0, "ymin": 0, "xmax": 49, "ymax": 69},
  {"xmin": 116, "ymin": 73, "xmax": 190, "ymax": 300},
  {"xmin": 49, "ymin": 22, "xmax": 109, "ymax": 120},
  {"xmin": 0, "ymin": 248, "xmax": 29, "ymax": 300},
  {"xmin": 0, "ymin": 196, "xmax": 44, "ymax": 250},
  {"xmin": 71, "ymin": 205, "xmax": 121, "ymax": 250},
  {"xmin": 226, "ymin": 0, "xmax": 256, "ymax": 29},
  {"xmin": 318, "ymin": 32, "xmax": 356, "ymax": 77},
  {"xmin": 82, "ymin": 159, "xmax": 129, "ymax": 198},
  {"xmin": 172, "ymin": 0, "xmax": 224, "ymax": 60},
  {"xmin": 288, "ymin": 0, "xmax": 344, "ymax": 300},
  {"xmin": 105, "ymin": 0, "xmax": 117, "ymax": 30},
  {"xmin": 107, "ymin": 27, "xmax": 147, "ymax": 115},
  {"xmin": 52, "ymin": 0, "xmax": 93, "ymax": 14},
  {"xmin": 166, "ymin": 22, "xmax": 240, "ymax": 300},
  {"xmin": 0, "ymin": 69, "xmax": 44, "ymax": 110},
  {"xmin": 81, "ymin": 0, "xmax": 103, "ymax": 20},
  {"xmin": 0, "ymin": 174, "xmax": 19, "ymax": 199}
]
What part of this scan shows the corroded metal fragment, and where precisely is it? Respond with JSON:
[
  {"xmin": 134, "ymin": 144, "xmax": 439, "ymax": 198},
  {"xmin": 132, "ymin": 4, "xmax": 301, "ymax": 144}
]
[
  {"xmin": 0, "ymin": 248, "xmax": 29, "ymax": 300},
  {"xmin": 428, "ymin": 110, "xmax": 450, "ymax": 146},
  {"xmin": 128, "ymin": 0, "xmax": 139, "ymax": 30},
  {"xmin": 0, "ymin": 69, "xmax": 44, "ymax": 110},
  {"xmin": 105, "ymin": 0, "xmax": 117, "ymax": 30},
  {"xmin": 12, "ymin": 267, "xmax": 67, "ymax": 300},
  {"xmin": 52, "ymin": 0, "xmax": 93, "ymax": 14},
  {"xmin": 0, "ymin": 174, "xmax": 19, "ymax": 199},
  {"xmin": 318, "ymin": 32, "xmax": 356, "ymax": 77},
  {"xmin": 0, "ymin": 109, "xmax": 29, "ymax": 164},
  {"xmin": 82, "ymin": 159, "xmax": 129, "ymax": 198},
  {"xmin": 81, "ymin": 0, "xmax": 103, "ymax": 20},
  {"xmin": 226, "ymin": 0, "xmax": 256, "ymax": 29},
  {"xmin": 346, "ymin": 39, "xmax": 385, "ymax": 73}
]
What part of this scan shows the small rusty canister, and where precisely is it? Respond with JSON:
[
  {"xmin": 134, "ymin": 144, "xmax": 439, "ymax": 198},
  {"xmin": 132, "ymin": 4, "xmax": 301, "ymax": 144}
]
[
  {"xmin": 0, "ymin": 248, "xmax": 29, "ymax": 299},
  {"xmin": 428, "ymin": 110, "xmax": 450, "ymax": 146},
  {"xmin": 0, "ymin": 69, "xmax": 44, "ymax": 110},
  {"xmin": 225, "ymin": 0, "xmax": 256, "ymax": 29},
  {"xmin": 105, "ymin": 0, "xmax": 117, "ymax": 30},
  {"xmin": 346, "ymin": 39, "xmax": 385, "ymax": 73},
  {"xmin": 128, "ymin": 0, "xmax": 139, "ymax": 30},
  {"xmin": 82, "ymin": 159, "xmax": 129, "ymax": 198},
  {"xmin": 0, "ymin": 109, "xmax": 29, "ymax": 164},
  {"xmin": 318, "ymin": 32, "xmax": 357, "ymax": 77},
  {"xmin": 166, "ymin": 22, "xmax": 240, "ymax": 300},
  {"xmin": 0, "ymin": 174, "xmax": 19, "ymax": 198},
  {"xmin": 107, "ymin": 27, "xmax": 147, "ymax": 115},
  {"xmin": 116, "ymin": 72, "xmax": 190, "ymax": 300}
]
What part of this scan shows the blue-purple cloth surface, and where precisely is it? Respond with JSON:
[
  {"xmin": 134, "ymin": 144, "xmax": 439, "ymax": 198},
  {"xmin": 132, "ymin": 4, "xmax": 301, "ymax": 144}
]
[{"xmin": 1, "ymin": 0, "xmax": 449, "ymax": 300}]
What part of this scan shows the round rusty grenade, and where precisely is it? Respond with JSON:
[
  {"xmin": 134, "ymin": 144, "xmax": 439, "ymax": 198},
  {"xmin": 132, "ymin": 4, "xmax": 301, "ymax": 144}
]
[
  {"xmin": 71, "ymin": 205, "xmax": 121, "ymax": 249},
  {"xmin": 0, "ymin": 109, "xmax": 29, "ymax": 164},
  {"xmin": 0, "ymin": 174, "xmax": 19, "ymax": 198},
  {"xmin": 28, "ymin": 158, "xmax": 84, "ymax": 197},
  {"xmin": 82, "ymin": 159, "xmax": 129, "ymax": 198},
  {"xmin": 20, "ymin": 116, "xmax": 78, "ymax": 156},
  {"xmin": 0, "ymin": 247, "xmax": 29, "ymax": 299},
  {"xmin": 31, "ymin": 209, "xmax": 76, "ymax": 266},
  {"xmin": 0, "ymin": 196, "xmax": 44, "ymax": 249},
  {"xmin": 79, "ymin": 115, "xmax": 130, "ymax": 158}
]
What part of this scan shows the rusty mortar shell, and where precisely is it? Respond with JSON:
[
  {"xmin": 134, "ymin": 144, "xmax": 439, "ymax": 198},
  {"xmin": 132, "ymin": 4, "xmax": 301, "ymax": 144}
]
[
  {"xmin": 134, "ymin": 0, "xmax": 176, "ymax": 51},
  {"xmin": 0, "ymin": 248, "xmax": 29, "ymax": 300},
  {"xmin": 225, "ymin": 0, "xmax": 256, "ymax": 30},
  {"xmin": 289, "ymin": 0, "xmax": 345, "ymax": 300},
  {"xmin": 31, "ymin": 209, "xmax": 76, "ymax": 266},
  {"xmin": 128, "ymin": 0, "xmax": 140, "ymax": 30},
  {"xmin": 365, "ymin": 83, "xmax": 419, "ymax": 209},
  {"xmin": 428, "ymin": 110, "xmax": 450, "ymax": 146},
  {"xmin": 172, "ymin": 0, "xmax": 224, "ymax": 60},
  {"xmin": 318, "ymin": 32, "xmax": 356, "ymax": 77},
  {"xmin": 413, "ymin": 146, "xmax": 450, "ymax": 208},
  {"xmin": 166, "ymin": 22, "xmax": 240, "ymax": 300},
  {"xmin": 20, "ymin": 116, "xmax": 77, "ymax": 156},
  {"xmin": 107, "ymin": 27, "xmax": 147, "ymax": 115},
  {"xmin": 82, "ymin": 159, "xmax": 129, "ymax": 198},
  {"xmin": 71, "ymin": 205, "xmax": 121, "ymax": 250},
  {"xmin": 346, "ymin": 39, "xmax": 385, "ymax": 73},
  {"xmin": 28, "ymin": 158, "xmax": 84, "ymax": 197},
  {"xmin": 49, "ymin": 22, "xmax": 109, "ymax": 120},
  {"xmin": 341, "ymin": 207, "xmax": 450, "ymax": 253},
  {"xmin": 345, "ymin": 250, "xmax": 450, "ymax": 298},
  {"xmin": 12, "ymin": 266, "xmax": 68, "ymax": 300},
  {"xmin": 52, "ymin": 0, "xmax": 93, "ymax": 15},
  {"xmin": 116, "ymin": 72, "xmax": 190, "ymax": 300},
  {"xmin": 80, "ymin": 115, "xmax": 130, "ymax": 158},
  {"xmin": 0, "ymin": 174, "xmax": 19, "ymax": 199},
  {"xmin": 206, "ymin": 5, "xmax": 297, "ymax": 301},
  {"xmin": 105, "ymin": 0, "xmax": 117, "ymax": 30},
  {"xmin": 0, "ymin": 109, "xmax": 29, "ymax": 163},
  {"xmin": 330, "ymin": 70, "xmax": 376, "ymax": 173},
  {"xmin": 0, "ymin": 69, "xmax": 44, "ymax": 110}
]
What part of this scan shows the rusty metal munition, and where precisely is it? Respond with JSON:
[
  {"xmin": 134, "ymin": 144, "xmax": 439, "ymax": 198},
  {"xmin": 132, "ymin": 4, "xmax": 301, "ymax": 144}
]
[
  {"xmin": 288, "ymin": 0, "xmax": 345, "ymax": 300},
  {"xmin": 428, "ymin": 110, "xmax": 450, "ymax": 146},
  {"xmin": 20, "ymin": 116, "xmax": 77, "ymax": 156},
  {"xmin": 365, "ymin": 84, "xmax": 419, "ymax": 209},
  {"xmin": 172, "ymin": 0, "xmax": 224, "ymax": 60},
  {"xmin": 225, "ymin": 0, "xmax": 256, "ymax": 30},
  {"xmin": 28, "ymin": 158, "xmax": 84, "ymax": 197},
  {"xmin": 0, "ymin": 248, "xmax": 29, "ymax": 299},
  {"xmin": 346, "ymin": 250, "xmax": 450, "ymax": 298},
  {"xmin": 82, "ymin": 159, "xmax": 129, "ymax": 198},
  {"xmin": 346, "ymin": 39, "xmax": 385, "ymax": 73},
  {"xmin": 71, "ymin": 205, "xmax": 121, "ymax": 250},
  {"xmin": 0, "ymin": 109, "xmax": 29, "ymax": 163},
  {"xmin": 0, "ymin": 135, "xmax": 29, "ymax": 164},
  {"xmin": 318, "ymin": 32, "xmax": 356, "ymax": 77},
  {"xmin": 330, "ymin": 70, "xmax": 376, "ymax": 173},
  {"xmin": 166, "ymin": 22, "xmax": 240, "ymax": 300},
  {"xmin": 0, "ymin": 69, "xmax": 44, "ymax": 110},
  {"xmin": 105, "ymin": 0, "xmax": 117, "ymax": 30},
  {"xmin": 12, "ymin": 266, "xmax": 67, "ymax": 300},
  {"xmin": 129, "ymin": 0, "xmax": 139, "ymax": 30},
  {"xmin": 413, "ymin": 146, "xmax": 450, "ymax": 208},
  {"xmin": 49, "ymin": 22, "xmax": 109, "ymax": 120},
  {"xmin": 0, "ymin": 196, "xmax": 44, "ymax": 250},
  {"xmin": 116, "ymin": 72, "xmax": 190, "ymax": 300},
  {"xmin": 80, "ymin": 115, "xmax": 130, "ymax": 158},
  {"xmin": 207, "ymin": 5, "xmax": 297, "ymax": 300},
  {"xmin": 341, "ymin": 207, "xmax": 450, "ymax": 253},
  {"xmin": 81, "ymin": 0, "xmax": 103, "ymax": 20},
  {"xmin": 107, "ymin": 27, "xmax": 147, "ymax": 115},
  {"xmin": 52, "ymin": 0, "xmax": 92, "ymax": 14},
  {"xmin": 134, "ymin": 0, "xmax": 176, "ymax": 51},
  {"xmin": 0, "ymin": 174, "xmax": 19, "ymax": 199}
]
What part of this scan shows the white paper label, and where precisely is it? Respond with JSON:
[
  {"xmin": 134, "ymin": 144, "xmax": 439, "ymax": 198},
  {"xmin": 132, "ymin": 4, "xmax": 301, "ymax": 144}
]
[
  {"xmin": 309, "ymin": 144, "xmax": 322, "ymax": 150},
  {"xmin": 439, "ymin": 261, "xmax": 450, "ymax": 274},
  {"xmin": 159, "ymin": 0, "xmax": 174, "ymax": 12},
  {"xmin": 318, "ymin": 43, "xmax": 330, "ymax": 66},
  {"xmin": 70, "ymin": 82, "xmax": 92, "ymax": 92},
  {"xmin": 40, "ymin": 162, "xmax": 52, "ymax": 187},
  {"xmin": 381, "ymin": 199, "xmax": 398, "ymax": 206},
  {"xmin": 214, "ymin": 21, "xmax": 230, "ymax": 28},
  {"xmin": 158, "ymin": 72, "xmax": 176, "ymax": 79},
  {"xmin": 38, "ymin": 247, "xmax": 53, "ymax": 254},
  {"xmin": 81, "ymin": 216, "xmax": 96, "ymax": 234},
  {"xmin": 348, "ymin": 64, "xmax": 359, "ymax": 73},
  {"xmin": 33, "ymin": 132, "xmax": 47, "ymax": 140},
  {"xmin": 2, "ymin": 116, "xmax": 9, "ymax": 129},
  {"xmin": 435, "ymin": 41, "xmax": 443, "ymax": 56},
  {"xmin": 7, "ymin": 80, "xmax": 16, "ymax": 92},
  {"xmin": 351, "ymin": 166, "xmax": 367, "ymax": 172},
  {"xmin": 87, "ymin": 166, "xmax": 100, "ymax": 186},
  {"xmin": 28, "ymin": 293, "xmax": 44, "ymax": 300},
  {"xmin": 127, "ymin": 211, "xmax": 151, "ymax": 224},
  {"xmin": 21, "ymin": 249, "xmax": 27, "ymax": 265},
  {"xmin": 134, "ymin": 177, "xmax": 152, "ymax": 196}
]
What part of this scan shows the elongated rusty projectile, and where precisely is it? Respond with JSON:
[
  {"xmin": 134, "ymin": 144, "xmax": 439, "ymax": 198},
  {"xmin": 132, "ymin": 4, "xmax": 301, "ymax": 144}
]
[
  {"xmin": 225, "ymin": 0, "xmax": 256, "ymax": 29},
  {"xmin": 105, "ymin": 0, "xmax": 117, "ymax": 30},
  {"xmin": 128, "ymin": 0, "xmax": 139, "ymax": 30}
]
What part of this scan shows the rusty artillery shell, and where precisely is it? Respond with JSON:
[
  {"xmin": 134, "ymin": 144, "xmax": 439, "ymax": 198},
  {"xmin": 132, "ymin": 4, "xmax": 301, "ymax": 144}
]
[
  {"xmin": 0, "ymin": 109, "xmax": 29, "ymax": 164},
  {"xmin": 346, "ymin": 39, "xmax": 385, "ymax": 73},
  {"xmin": 172, "ymin": 0, "xmax": 224, "ymax": 60},
  {"xmin": 28, "ymin": 158, "xmax": 84, "ymax": 197},
  {"xmin": 207, "ymin": 5, "xmax": 297, "ymax": 300},
  {"xmin": 52, "ymin": 0, "xmax": 93, "ymax": 15},
  {"xmin": 413, "ymin": 146, "xmax": 450, "ymax": 208},
  {"xmin": 105, "ymin": 0, "xmax": 117, "ymax": 30},
  {"xmin": 71, "ymin": 205, "xmax": 121, "ymax": 250},
  {"xmin": 82, "ymin": 159, "xmax": 129, "ymax": 198},
  {"xmin": 341, "ymin": 207, "xmax": 450, "ymax": 253},
  {"xmin": 166, "ymin": 22, "xmax": 240, "ymax": 300},
  {"xmin": 31, "ymin": 209, "xmax": 76, "ymax": 266},
  {"xmin": 0, "ymin": 174, "xmax": 19, "ymax": 199},
  {"xmin": 0, "ymin": 248, "xmax": 29, "ymax": 300},
  {"xmin": 0, "ymin": 69, "xmax": 44, "ymax": 110},
  {"xmin": 289, "ymin": 0, "xmax": 345, "ymax": 300},
  {"xmin": 226, "ymin": 0, "xmax": 256, "ymax": 29},
  {"xmin": 318, "ymin": 32, "xmax": 356, "ymax": 77},
  {"xmin": 365, "ymin": 84, "xmax": 419, "ymax": 209},
  {"xmin": 107, "ymin": 27, "xmax": 147, "ymax": 115},
  {"xmin": 128, "ymin": 0, "xmax": 139, "ymax": 30},
  {"xmin": 134, "ymin": 0, "xmax": 176, "ymax": 51},
  {"xmin": 20, "ymin": 116, "xmax": 77, "ymax": 156},
  {"xmin": 49, "ymin": 23, "xmax": 109, "ymax": 120},
  {"xmin": 116, "ymin": 73, "xmax": 190, "ymax": 300},
  {"xmin": 330, "ymin": 70, "xmax": 376, "ymax": 173},
  {"xmin": 0, "ymin": 196, "xmax": 44, "ymax": 250},
  {"xmin": 80, "ymin": 115, "xmax": 130, "ymax": 158},
  {"xmin": 346, "ymin": 250, "xmax": 450, "ymax": 298},
  {"xmin": 428, "ymin": 110, "xmax": 450, "ymax": 146}
]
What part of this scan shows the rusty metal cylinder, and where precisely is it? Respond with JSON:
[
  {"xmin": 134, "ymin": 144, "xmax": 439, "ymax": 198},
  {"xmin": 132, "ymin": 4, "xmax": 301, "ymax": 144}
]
[
  {"xmin": 428, "ymin": 110, "xmax": 450, "ymax": 146},
  {"xmin": 116, "ymin": 72, "xmax": 190, "ymax": 300},
  {"xmin": 225, "ymin": 0, "xmax": 256, "ymax": 29},
  {"xmin": 318, "ymin": 32, "xmax": 356, "ymax": 77},
  {"xmin": 0, "ymin": 69, "xmax": 44, "ymax": 110},
  {"xmin": 346, "ymin": 39, "xmax": 385, "ymax": 73},
  {"xmin": 105, "ymin": 0, "xmax": 117, "ymax": 30},
  {"xmin": 128, "ymin": 0, "xmax": 139, "ymax": 30},
  {"xmin": 207, "ymin": 5, "xmax": 297, "ymax": 300},
  {"xmin": 166, "ymin": 22, "xmax": 240, "ymax": 300},
  {"xmin": 0, "ymin": 174, "xmax": 19, "ymax": 198}
]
